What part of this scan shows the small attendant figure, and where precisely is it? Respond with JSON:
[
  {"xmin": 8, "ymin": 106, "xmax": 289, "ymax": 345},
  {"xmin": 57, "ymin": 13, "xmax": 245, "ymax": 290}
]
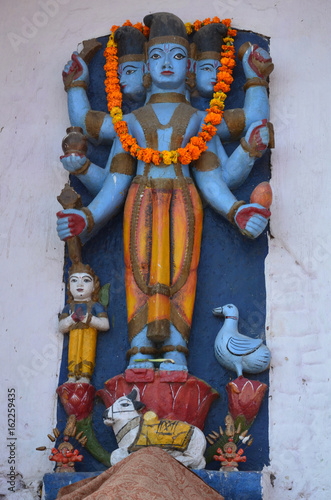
[
  {"xmin": 49, "ymin": 440, "xmax": 83, "ymax": 473},
  {"xmin": 59, "ymin": 263, "xmax": 109, "ymax": 383},
  {"xmin": 213, "ymin": 439, "xmax": 246, "ymax": 471}
]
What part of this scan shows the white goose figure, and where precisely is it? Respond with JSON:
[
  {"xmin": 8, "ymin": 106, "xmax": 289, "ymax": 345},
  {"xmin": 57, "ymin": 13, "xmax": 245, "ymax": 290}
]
[{"xmin": 213, "ymin": 304, "xmax": 271, "ymax": 377}]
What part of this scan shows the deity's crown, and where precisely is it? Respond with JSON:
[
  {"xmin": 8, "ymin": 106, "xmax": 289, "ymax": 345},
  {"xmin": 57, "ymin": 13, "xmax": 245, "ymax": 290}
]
[
  {"xmin": 192, "ymin": 23, "xmax": 228, "ymax": 61},
  {"xmin": 114, "ymin": 26, "xmax": 146, "ymax": 64},
  {"xmin": 144, "ymin": 12, "xmax": 189, "ymax": 52}
]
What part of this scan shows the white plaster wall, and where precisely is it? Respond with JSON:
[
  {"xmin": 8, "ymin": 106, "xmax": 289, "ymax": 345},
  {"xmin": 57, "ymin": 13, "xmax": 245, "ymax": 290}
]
[{"xmin": 0, "ymin": 0, "xmax": 330, "ymax": 498}]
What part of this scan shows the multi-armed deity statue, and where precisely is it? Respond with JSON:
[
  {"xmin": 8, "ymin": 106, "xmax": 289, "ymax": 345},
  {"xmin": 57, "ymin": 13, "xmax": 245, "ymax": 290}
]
[{"xmin": 52, "ymin": 12, "xmax": 273, "ymax": 476}]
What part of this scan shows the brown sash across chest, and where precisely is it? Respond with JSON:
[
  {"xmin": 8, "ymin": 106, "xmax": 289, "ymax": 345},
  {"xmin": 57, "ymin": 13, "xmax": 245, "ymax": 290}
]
[
  {"xmin": 132, "ymin": 102, "xmax": 197, "ymax": 153},
  {"xmin": 124, "ymin": 103, "xmax": 203, "ymax": 344}
]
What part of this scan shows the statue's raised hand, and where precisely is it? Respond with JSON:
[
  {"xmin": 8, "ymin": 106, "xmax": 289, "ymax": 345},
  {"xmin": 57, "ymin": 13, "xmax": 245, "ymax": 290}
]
[
  {"xmin": 56, "ymin": 209, "xmax": 88, "ymax": 241},
  {"xmin": 71, "ymin": 306, "xmax": 86, "ymax": 323},
  {"xmin": 243, "ymin": 119, "xmax": 269, "ymax": 157},
  {"xmin": 235, "ymin": 203, "xmax": 271, "ymax": 239},
  {"xmin": 241, "ymin": 43, "xmax": 274, "ymax": 80},
  {"xmin": 60, "ymin": 153, "xmax": 87, "ymax": 174},
  {"xmin": 62, "ymin": 52, "xmax": 89, "ymax": 87}
]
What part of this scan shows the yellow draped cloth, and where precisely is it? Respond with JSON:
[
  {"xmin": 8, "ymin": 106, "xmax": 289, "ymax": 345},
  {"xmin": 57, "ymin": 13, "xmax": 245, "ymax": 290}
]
[
  {"xmin": 68, "ymin": 326, "xmax": 97, "ymax": 379},
  {"xmin": 129, "ymin": 411, "xmax": 194, "ymax": 452}
]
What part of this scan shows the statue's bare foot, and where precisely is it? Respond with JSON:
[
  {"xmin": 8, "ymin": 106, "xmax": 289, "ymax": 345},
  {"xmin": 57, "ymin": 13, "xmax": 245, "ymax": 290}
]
[
  {"xmin": 159, "ymin": 361, "xmax": 188, "ymax": 372},
  {"xmin": 127, "ymin": 358, "xmax": 154, "ymax": 370},
  {"xmin": 78, "ymin": 377, "xmax": 91, "ymax": 384},
  {"xmin": 66, "ymin": 376, "xmax": 76, "ymax": 384}
]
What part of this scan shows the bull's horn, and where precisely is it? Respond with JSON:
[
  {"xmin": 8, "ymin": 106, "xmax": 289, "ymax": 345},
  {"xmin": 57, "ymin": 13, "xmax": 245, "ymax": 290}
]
[
  {"xmin": 133, "ymin": 401, "xmax": 145, "ymax": 412},
  {"xmin": 127, "ymin": 389, "xmax": 137, "ymax": 401}
]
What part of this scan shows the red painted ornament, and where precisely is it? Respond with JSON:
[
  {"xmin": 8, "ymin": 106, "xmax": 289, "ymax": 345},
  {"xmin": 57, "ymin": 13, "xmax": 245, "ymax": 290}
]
[
  {"xmin": 226, "ymin": 376, "xmax": 267, "ymax": 425},
  {"xmin": 97, "ymin": 371, "xmax": 219, "ymax": 430},
  {"xmin": 56, "ymin": 383, "xmax": 96, "ymax": 421}
]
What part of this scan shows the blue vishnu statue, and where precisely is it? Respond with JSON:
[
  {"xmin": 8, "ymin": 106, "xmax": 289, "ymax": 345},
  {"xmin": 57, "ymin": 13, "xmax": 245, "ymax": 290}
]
[{"xmin": 57, "ymin": 12, "xmax": 272, "ymax": 376}]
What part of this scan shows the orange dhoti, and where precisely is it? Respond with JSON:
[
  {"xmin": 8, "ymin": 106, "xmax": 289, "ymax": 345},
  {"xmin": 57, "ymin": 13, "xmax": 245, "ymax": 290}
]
[{"xmin": 123, "ymin": 174, "xmax": 203, "ymax": 346}]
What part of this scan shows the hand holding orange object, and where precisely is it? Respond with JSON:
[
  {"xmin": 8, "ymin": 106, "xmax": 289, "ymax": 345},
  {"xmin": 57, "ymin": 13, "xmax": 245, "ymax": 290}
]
[{"xmin": 250, "ymin": 181, "xmax": 273, "ymax": 209}]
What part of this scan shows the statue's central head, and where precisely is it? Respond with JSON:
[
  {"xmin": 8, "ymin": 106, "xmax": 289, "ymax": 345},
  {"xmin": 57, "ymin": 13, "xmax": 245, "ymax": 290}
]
[
  {"xmin": 144, "ymin": 12, "xmax": 189, "ymax": 92},
  {"xmin": 148, "ymin": 43, "xmax": 188, "ymax": 90}
]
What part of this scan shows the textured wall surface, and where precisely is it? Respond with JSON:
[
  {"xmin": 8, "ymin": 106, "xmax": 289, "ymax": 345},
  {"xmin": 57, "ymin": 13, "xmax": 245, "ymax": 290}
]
[{"xmin": 0, "ymin": 0, "xmax": 330, "ymax": 499}]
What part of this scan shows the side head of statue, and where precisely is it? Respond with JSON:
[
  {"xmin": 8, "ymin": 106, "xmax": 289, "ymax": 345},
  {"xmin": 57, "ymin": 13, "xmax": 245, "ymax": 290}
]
[
  {"xmin": 114, "ymin": 25, "xmax": 147, "ymax": 101},
  {"xmin": 192, "ymin": 23, "xmax": 228, "ymax": 98}
]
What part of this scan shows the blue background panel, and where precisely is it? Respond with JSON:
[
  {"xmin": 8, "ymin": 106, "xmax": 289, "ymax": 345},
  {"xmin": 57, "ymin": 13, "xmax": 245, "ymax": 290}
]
[{"xmin": 56, "ymin": 29, "xmax": 271, "ymax": 474}]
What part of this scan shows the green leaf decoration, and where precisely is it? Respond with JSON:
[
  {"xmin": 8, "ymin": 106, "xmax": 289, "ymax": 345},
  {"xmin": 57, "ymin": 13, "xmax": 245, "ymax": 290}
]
[
  {"xmin": 99, "ymin": 283, "xmax": 110, "ymax": 308},
  {"xmin": 76, "ymin": 416, "xmax": 111, "ymax": 467},
  {"xmin": 205, "ymin": 414, "xmax": 252, "ymax": 464}
]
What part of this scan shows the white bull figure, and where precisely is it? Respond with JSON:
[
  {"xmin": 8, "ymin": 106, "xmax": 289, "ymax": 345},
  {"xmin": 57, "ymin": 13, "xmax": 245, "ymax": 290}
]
[{"xmin": 103, "ymin": 389, "xmax": 206, "ymax": 469}]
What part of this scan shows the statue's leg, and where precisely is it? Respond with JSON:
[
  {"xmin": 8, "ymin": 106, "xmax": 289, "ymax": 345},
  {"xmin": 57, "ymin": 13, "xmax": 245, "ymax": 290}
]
[
  {"xmin": 159, "ymin": 324, "xmax": 188, "ymax": 372},
  {"xmin": 127, "ymin": 326, "xmax": 156, "ymax": 370},
  {"xmin": 67, "ymin": 329, "xmax": 79, "ymax": 382},
  {"xmin": 79, "ymin": 327, "xmax": 97, "ymax": 383},
  {"xmin": 158, "ymin": 181, "xmax": 202, "ymax": 373}
]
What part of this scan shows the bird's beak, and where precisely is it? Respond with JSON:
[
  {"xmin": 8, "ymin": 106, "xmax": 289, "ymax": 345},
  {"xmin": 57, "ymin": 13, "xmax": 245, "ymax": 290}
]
[{"xmin": 213, "ymin": 306, "xmax": 223, "ymax": 316}]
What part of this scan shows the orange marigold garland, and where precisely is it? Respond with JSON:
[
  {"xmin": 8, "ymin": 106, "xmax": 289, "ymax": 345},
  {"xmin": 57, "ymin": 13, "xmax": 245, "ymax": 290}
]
[{"xmin": 104, "ymin": 18, "xmax": 236, "ymax": 166}]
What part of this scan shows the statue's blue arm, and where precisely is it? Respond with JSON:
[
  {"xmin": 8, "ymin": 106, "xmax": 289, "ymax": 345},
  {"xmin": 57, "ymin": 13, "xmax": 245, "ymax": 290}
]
[
  {"xmin": 57, "ymin": 135, "xmax": 135, "ymax": 244},
  {"xmin": 217, "ymin": 44, "xmax": 271, "ymax": 142},
  {"xmin": 65, "ymin": 53, "xmax": 115, "ymax": 145}
]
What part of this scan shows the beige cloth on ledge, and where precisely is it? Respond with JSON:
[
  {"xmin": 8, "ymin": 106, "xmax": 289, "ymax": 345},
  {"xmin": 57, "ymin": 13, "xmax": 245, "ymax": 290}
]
[{"xmin": 57, "ymin": 447, "xmax": 224, "ymax": 500}]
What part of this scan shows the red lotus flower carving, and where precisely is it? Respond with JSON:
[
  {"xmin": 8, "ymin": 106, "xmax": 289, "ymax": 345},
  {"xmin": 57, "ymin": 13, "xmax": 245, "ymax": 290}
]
[
  {"xmin": 57, "ymin": 382, "xmax": 96, "ymax": 421},
  {"xmin": 226, "ymin": 376, "xmax": 267, "ymax": 425},
  {"xmin": 97, "ymin": 372, "xmax": 219, "ymax": 430}
]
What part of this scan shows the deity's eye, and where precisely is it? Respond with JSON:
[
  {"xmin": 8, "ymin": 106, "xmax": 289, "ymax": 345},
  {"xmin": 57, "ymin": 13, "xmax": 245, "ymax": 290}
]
[
  {"xmin": 70, "ymin": 278, "xmax": 77, "ymax": 283},
  {"xmin": 174, "ymin": 53, "xmax": 185, "ymax": 60},
  {"xmin": 121, "ymin": 402, "xmax": 130, "ymax": 407},
  {"xmin": 150, "ymin": 53, "xmax": 161, "ymax": 60},
  {"xmin": 83, "ymin": 278, "xmax": 92, "ymax": 283},
  {"xmin": 126, "ymin": 69, "xmax": 136, "ymax": 75},
  {"xmin": 201, "ymin": 66, "xmax": 212, "ymax": 72}
]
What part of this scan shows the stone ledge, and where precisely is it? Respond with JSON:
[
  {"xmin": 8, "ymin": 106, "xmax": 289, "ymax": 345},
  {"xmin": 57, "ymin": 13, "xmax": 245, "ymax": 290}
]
[
  {"xmin": 43, "ymin": 470, "xmax": 262, "ymax": 499},
  {"xmin": 195, "ymin": 470, "xmax": 262, "ymax": 500}
]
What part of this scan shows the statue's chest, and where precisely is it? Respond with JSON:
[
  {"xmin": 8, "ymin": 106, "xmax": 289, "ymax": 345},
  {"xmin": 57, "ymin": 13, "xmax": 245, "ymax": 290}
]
[{"xmin": 132, "ymin": 103, "xmax": 198, "ymax": 151}]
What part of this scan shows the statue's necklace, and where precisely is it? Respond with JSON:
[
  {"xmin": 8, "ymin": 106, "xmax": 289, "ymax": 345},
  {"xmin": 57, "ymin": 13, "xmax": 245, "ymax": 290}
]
[{"xmin": 104, "ymin": 18, "xmax": 236, "ymax": 166}]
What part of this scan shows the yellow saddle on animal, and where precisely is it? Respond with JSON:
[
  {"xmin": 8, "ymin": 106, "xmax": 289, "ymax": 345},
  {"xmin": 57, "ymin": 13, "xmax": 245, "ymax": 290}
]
[{"xmin": 129, "ymin": 411, "xmax": 194, "ymax": 452}]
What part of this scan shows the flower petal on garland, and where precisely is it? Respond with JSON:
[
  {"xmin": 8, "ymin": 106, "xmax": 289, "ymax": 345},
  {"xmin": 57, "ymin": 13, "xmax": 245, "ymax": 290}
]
[{"xmin": 193, "ymin": 20, "xmax": 202, "ymax": 31}]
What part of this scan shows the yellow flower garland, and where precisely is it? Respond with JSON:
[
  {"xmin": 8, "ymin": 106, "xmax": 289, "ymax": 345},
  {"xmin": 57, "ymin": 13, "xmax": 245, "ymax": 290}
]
[{"xmin": 104, "ymin": 18, "xmax": 236, "ymax": 166}]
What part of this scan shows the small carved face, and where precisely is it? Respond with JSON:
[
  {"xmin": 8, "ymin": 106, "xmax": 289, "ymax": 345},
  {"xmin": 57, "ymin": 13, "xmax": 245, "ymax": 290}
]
[
  {"xmin": 118, "ymin": 61, "xmax": 146, "ymax": 101},
  {"xmin": 148, "ymin": 43, "xmax": 188, "ymax": 90},
  {"xmin": 196, "ymin": 59, "xmax": 221, "ymax": 98},
  {"xmin": 69, "ymin": 273, "xmax": 94, "ymax": 301}
]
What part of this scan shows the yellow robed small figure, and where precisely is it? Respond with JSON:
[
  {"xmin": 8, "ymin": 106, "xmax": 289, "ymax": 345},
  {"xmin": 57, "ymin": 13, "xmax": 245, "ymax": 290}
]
[{"xmin": 59, "ymin": 263, "xmax": 109, "ymax": 383}]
